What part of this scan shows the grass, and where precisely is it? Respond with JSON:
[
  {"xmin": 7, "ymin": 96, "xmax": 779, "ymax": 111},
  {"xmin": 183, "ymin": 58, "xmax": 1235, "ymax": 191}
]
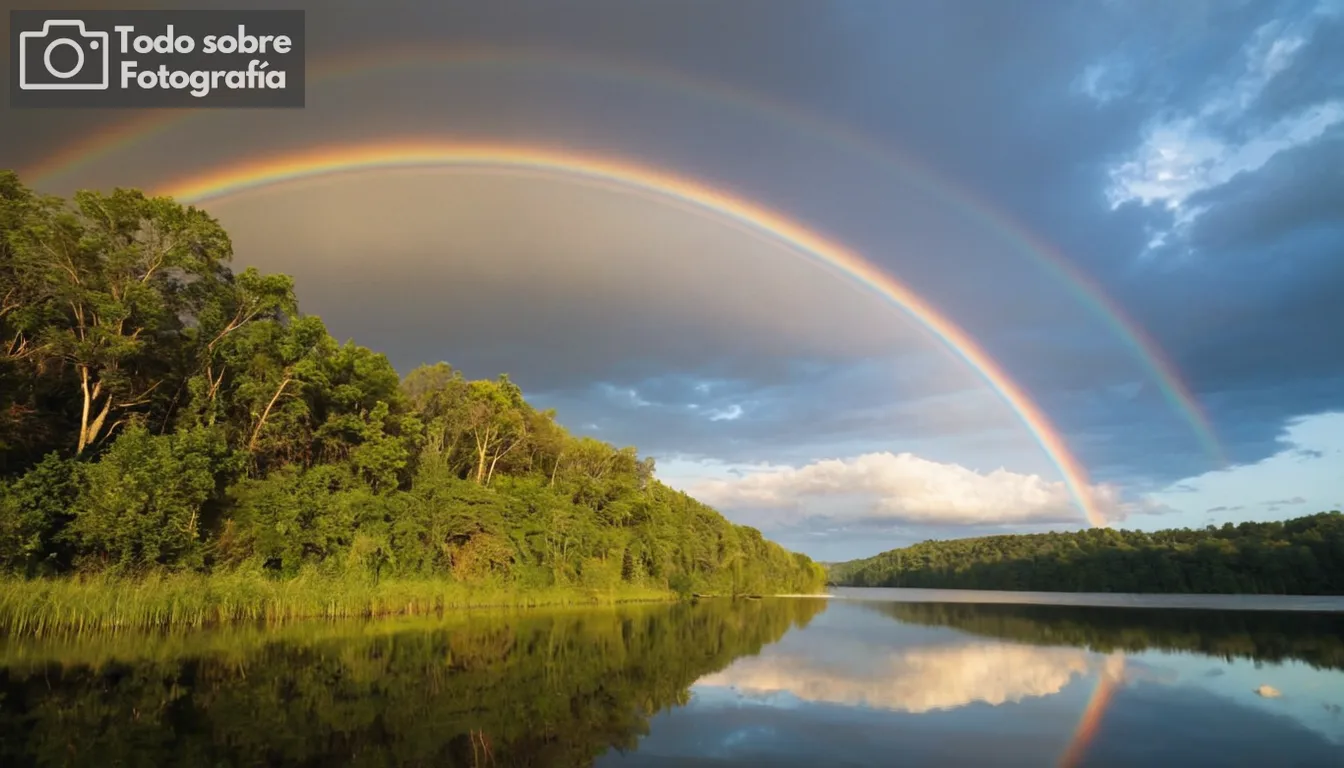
[{"xmin": 0, "ymin": 571, "xmax": 675, "ymax": 638}]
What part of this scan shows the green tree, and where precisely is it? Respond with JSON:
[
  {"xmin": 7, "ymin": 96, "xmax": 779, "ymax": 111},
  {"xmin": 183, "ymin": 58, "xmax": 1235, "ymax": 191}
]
[
  {"xmin": 68, "ymin": 425, "xmax": 227, "ymax": 572},
  {"xmin": 5, "ymin": 187, "xmax": 231, "ymax": 455}
]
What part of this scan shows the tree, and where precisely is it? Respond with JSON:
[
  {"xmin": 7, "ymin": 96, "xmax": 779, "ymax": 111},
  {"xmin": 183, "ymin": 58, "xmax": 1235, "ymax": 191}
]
[
  {"xmin": 0, "ymin": 452, "xmax": 80, "ymax": 575},
  {"xmin": 187, "ymin": 267, "xmax": 297, "ymax": 426},
  {"xmin": 401, "ymin": 362, "xmax": 470, "ymax": 471},
  {"xmin": 236, "ymin": 315, "xmax": 332, "ymax": 463},
  {"xmin": 68, "ymin": 425, "xmax": 225, "ymax": 572},
  {"xmin": 464, "ymin": 376, "xmax": 527, "ymax": 485},
  {"xmin": 0, "ymin": 173, "xmax": 831, "ymax": 600},
  {"xmin": 3, "ymin": 186, "xmax": 233, "ymax": 455}
]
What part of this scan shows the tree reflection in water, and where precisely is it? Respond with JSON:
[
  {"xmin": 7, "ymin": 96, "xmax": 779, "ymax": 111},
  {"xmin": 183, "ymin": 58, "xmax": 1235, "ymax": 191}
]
[{"xmin": 0, "ymin": 598, "xmax": 825, "ymax": 767}]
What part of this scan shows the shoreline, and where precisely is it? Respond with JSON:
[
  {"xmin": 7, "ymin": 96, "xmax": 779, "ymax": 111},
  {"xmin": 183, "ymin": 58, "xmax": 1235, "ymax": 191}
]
[
  {"xmin": 0, "ymin": 573, "xmax": 680, "ymax": 638},
  {"xmin": 0, "ymin": 573, "xmax": 832, "ymax": 638},
  {"xmin": 824, "ymin": 586, "xmax": 1344, "ymax": 612}
]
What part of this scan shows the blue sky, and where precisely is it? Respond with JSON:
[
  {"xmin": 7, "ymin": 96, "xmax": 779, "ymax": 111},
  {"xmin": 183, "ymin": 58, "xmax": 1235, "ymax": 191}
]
[{"xmin": 3, "ymin": 0, "xmax": 1341, "ymax": 560}]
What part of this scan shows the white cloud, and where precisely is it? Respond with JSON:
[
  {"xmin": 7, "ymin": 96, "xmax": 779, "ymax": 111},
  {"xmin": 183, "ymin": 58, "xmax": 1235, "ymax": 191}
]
[
  {"xmin": 707, "ymin": 403, "xmax": 744, "ymax": 422},
  {"xmin": 687, "ymin": 451, "xmax": 1149, "ymax": 526},
  {"xmin": 697, "ymin": 643, "xmax": 1095, "ymax": 714},
  {"xmin": 1109, "ymin": 103, "xmax": 1344, "ymax": 212}
]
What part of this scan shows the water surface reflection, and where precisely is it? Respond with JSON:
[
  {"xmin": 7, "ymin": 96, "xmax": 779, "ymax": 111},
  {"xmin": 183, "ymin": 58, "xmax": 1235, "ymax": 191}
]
[
  {"xmin": 604, "ymin": 593, "xmax": 1344, "ymax": 767},
  {"xmin": 0, "ymin": 599, "xmax": 823, "ymax": 767},
  {"xmin": 2, "ymin": 592, "xmax": 1343, "ymax": 766}
]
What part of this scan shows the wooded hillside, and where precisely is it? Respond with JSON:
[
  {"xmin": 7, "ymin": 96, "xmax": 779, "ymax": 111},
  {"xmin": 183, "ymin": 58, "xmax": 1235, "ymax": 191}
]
[
  {"xmin": 830, "ymin": 512, "xmax": 1344, "ymax": 595},
  {"xmin": 0, "ymin": 170, "xmax": 826, "ymax": 599}
]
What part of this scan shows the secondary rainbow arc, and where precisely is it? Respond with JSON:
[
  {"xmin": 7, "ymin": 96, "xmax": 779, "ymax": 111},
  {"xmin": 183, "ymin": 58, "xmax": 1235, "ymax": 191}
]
[{"xmin": 154, "ymin": 140, "xmax": 1105, "ymax": 527}]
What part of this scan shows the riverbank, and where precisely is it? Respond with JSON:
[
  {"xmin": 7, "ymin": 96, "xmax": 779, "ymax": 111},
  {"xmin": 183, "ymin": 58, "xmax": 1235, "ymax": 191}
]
[
  {"xmin": 826, "ymin": 586, "xmax": 1344, "ymax": 612},
  {"xmin": 0, "ymin": 572, "xmax": 678, "ymax": 637}
]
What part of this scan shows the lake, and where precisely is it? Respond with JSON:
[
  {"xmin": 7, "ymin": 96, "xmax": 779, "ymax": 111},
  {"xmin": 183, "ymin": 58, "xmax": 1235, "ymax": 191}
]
[{"xmin": 2, "ymin": 589, "xmax": 1342, "ymax": 766}]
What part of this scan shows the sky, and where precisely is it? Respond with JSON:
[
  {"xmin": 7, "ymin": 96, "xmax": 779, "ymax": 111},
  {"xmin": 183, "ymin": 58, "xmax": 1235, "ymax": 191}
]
[{"xmin": 2, "ymin": 0, "xmax": 1342, "ymax": 561}]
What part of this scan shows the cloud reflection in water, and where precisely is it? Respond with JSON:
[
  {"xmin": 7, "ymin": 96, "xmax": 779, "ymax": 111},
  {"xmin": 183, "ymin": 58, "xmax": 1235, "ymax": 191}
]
[{"xmin": 697, "ymin": 641, "xmax": 1095, "ymax": 714}]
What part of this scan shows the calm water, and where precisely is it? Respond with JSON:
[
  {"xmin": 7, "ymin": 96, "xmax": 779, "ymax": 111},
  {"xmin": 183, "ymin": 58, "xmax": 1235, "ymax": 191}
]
[{"xmin": 2, "ymin": 590, "xmax": 1343, "ymax": 766}]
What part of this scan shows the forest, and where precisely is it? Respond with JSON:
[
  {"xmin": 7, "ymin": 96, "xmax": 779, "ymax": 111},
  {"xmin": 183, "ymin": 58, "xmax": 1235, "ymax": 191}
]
[
  {"xmin": 0, "ymin": 170, "xmax": 825, "ymax": 631},
  {"xmin": 829, "ymin": 512, "xmax": 1344, "ymax": 595}
]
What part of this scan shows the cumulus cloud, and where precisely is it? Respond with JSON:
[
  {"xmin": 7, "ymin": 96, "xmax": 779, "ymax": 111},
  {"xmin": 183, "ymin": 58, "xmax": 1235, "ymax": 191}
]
[
  {"xmin": 688, "ymin": 451, "xmax": 1160, "ymax": 527},
  {"xmin": 697, "ymin": 643, "xmax": 1095, "ymax": 714}
]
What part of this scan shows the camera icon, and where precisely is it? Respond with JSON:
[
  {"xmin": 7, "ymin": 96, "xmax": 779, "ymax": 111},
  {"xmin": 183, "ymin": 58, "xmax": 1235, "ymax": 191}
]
[{"xmin": 18, "ymin": 20, "xmax": 110, "ymax": 90}]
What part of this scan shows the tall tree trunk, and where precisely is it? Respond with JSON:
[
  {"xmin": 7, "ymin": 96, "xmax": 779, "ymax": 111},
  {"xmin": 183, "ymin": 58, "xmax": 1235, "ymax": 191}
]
[
  {"xmin": 473, "ymin": 425, "xmax": 495, "ymax": 484},
  {"xmin": 549, "ymin": 452, "xmax": 563, "ymax": 487},
  {"xmin": 77, "ymin": 367, "xmax": 93, "ymax": 454},
  {"xmin": 83, "ymin": 397, "xmax": 113, "ymax": 454},
  {"xmin": 76, "ymin": 367, "xmax": 110, "ymax": 455},
  {"xmin": 485, "ymin": 441, "xmax": 518, "ymax": 487},
  {"xmin": 475, "ymin": 444, "xmax": 489, "ymax": 484},
  {"xmin": 248, "ymin": 376, "xmax": 292, "ymax": 452}
]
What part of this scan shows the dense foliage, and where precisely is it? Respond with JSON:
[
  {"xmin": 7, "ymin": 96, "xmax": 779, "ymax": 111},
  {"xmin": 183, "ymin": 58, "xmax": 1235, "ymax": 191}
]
[
  {"xmin": 0, "ymin": 598, "xmax": 826, "ymax": 766},
  {"xmin": 0, "ymin": 171, "xmax": 825, "ymax": 607},
  {"xmin": 869, "ymin": 601, "xmax": 1344, "ymax": 671},
  {"xmin": 830, "ymin": 512, "xmax": 1344, "ymax": 595}
]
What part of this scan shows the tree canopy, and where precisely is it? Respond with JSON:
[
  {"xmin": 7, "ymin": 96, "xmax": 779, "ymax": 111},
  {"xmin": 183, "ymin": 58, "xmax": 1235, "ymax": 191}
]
[
  {"xmin": 829, "ymin": 512, "xmax": 1344, "ymax": 595},
  {"xmin": 0, "ymin": 171, "xmax": 826, "ymax": 598}
]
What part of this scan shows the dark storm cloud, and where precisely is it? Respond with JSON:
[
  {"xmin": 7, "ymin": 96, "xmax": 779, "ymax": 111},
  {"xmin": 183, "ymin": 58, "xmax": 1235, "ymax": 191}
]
[
  {"xmin": 1245, "ymin": 11, "xmax": 1344, "ymax": 121},
  {"xmin": 4, "ymin": 0, "xmax": 1342, "ymax": 525},
  {"xmin": 1130, "ymin": 123, "xmax": 1344, "ymax": 468},
  {"xmin": 909, "ymin": 1, "xmax": 1344, "ymax": 482},
  {"xmin": 202, "ymin": 172, "xmax": 937, "ymax": 392},
  {"xmin": 669, "ymin": 0, "xmax": 1344, "ymax": 484},
  {"xmin": 1184, "ymin": 128, "xmax": 1344, "ymax": 252}
]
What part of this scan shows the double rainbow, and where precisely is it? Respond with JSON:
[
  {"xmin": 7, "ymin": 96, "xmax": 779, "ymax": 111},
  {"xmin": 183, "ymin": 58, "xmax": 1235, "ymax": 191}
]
[
  {"xmin": 152, "ymin": 140, "xmax": 1107, "ymax": 527},
  {"xmin": 21, "ymin": 46, "xmax": 1222, "ymax": 469}
]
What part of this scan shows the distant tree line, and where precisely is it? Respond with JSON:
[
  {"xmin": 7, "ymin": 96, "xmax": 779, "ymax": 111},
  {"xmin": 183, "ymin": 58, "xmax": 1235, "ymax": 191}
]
[
  {"xmin": 0, "ymin": 171, "xmax": 825, "ymax": 597},
  {"xmin": 829, "ymin": 512, "xmax": 1344, "ymax": 595}
]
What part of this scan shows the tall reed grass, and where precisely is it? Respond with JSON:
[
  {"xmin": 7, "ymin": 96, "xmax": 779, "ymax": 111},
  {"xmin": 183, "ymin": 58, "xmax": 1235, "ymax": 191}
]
[{"xmin": 0, "ymin": 571, "xmax": 674, "ymax": 638}]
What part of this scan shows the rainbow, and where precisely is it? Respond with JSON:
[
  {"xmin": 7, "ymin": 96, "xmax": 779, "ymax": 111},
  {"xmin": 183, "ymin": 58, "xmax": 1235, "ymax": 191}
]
[
  {"xmin": 1059, "ymin": 653, "xmax": 1127, "ymax": 767},
  {"xmin": 18, "ymin": 47, "xmax": 1223, "ymax": 468},
  {"xmin": 153, "ymin": 141, "xmax": 1106, "ymax": 527}
]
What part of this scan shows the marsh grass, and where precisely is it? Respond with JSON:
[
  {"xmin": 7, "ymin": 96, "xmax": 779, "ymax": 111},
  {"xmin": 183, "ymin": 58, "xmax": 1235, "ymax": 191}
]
[{"xmin": 0, "ymin": 571, "xmax": 674, "ymax": 638}]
